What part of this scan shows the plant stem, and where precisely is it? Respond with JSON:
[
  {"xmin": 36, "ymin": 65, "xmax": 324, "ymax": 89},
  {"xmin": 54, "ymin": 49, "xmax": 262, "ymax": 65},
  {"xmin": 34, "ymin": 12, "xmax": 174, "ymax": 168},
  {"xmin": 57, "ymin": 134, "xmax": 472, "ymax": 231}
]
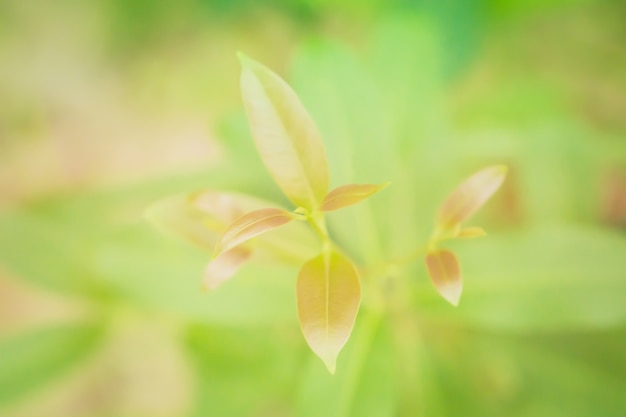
[
  {"xmin": 361, "ymin": 244, "xmax": 430, "ymax": 281},
  {"xmin": 335, "ymin": 308, "xmax": 384, "ymax": 417}
]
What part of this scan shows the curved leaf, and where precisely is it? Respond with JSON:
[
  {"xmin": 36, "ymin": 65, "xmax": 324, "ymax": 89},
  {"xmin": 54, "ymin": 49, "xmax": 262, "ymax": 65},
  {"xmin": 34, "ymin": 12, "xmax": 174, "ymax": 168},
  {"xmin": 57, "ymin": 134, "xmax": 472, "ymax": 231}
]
[
  {"xmin": 239, "ymin": 53, "xmax": 329, "ymax": 210},
  {"xmin": 214, "ymin": 208, "xmax": 294, "ymax": 257},
  {"xmin": 320, "ymin": 182, "xmax": 390, "ymax": 212},
  {"xmin": 192, "ymin": 191, "xmax": 318, "ymax": 263},
  {"xmin": 203, "ymin": 247, "xmax": 252, "ymax": 290},
  {"xmin": 297, "ymin": 251, "xmax": 361, "ymax": 373},
  {"xmin": 437, "ymin": 165, "xmax": 507, "ymax": 230},
  {"xmin": 425, "ymin": 249, "xmax": 462, "ymax": 306}
]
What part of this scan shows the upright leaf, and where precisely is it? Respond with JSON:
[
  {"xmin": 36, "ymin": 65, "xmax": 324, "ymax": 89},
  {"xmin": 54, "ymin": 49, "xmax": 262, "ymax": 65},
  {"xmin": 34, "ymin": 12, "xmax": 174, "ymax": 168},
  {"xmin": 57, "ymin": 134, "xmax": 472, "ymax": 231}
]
[
  {"xmin": 425, "ymin": 249, "xmax": 462, "ymax": 306},
  {"xmin": 320, "ymin": 183, "xmax": 390, "ymax": 212},
  {"xmin": 239, "ymin": 53, "xmax": 329, "ymax": 210},
  {"xmin": 297, "ymin": 251, "xmax": 361, "ymax": 374},
  {"xmin": 214, "ymin": 208, "xmax": 295, "ymax": 257},
  {"xmin": 437, "ymin": 165, "xmax": 508, "ymax": 231}
]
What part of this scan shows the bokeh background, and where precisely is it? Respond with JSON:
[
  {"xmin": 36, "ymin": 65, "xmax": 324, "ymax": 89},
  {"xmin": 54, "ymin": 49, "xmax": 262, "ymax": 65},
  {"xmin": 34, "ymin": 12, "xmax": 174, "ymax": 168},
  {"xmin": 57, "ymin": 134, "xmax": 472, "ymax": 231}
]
[{"xmin": 1, "ymin": 0, "xmax": 626, "ymax": 416}]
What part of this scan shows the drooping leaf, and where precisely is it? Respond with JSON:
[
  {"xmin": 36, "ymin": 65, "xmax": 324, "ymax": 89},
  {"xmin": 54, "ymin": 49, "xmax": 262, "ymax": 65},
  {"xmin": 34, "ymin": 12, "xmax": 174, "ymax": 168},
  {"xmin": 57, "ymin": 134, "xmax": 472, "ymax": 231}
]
[
  {"xmin": 214, "ymin": 208, "xmax": 295, "ymax": 257},
  {"xmin": 296, "ymin": 251, "xmax": 361, "ymax": 374},
  {"xmin": 239, "ymin": 53, "xmax": 329, "ymax": 210},
  {"xmin": 0, "ymin": 322, "xmax": 103, "ymax": 406},
  {"xmin": 437, "ymin": 165, "xmax": 508, "ymax": 231},
  {"xmin": 320, "ymin": 182, "xmax": 390, "ymax": 212},
  {"xmin": 203, "ymin": 247, "xmax": 252, "ymax": 290},
  {"xmin": 456, "ymin": 226, "xmax": 487, "ymax": 239},
  {"xmin": 425, "ymin": 249, "xmax": 462, "ymax": 306}
]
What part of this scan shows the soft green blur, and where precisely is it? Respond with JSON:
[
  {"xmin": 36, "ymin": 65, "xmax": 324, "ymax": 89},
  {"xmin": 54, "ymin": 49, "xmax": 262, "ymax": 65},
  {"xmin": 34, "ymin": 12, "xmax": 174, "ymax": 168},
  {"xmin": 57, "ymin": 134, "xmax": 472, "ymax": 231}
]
[{"xmin": 1, "ymin": 0, "xmax": 625, "ymax": 416}]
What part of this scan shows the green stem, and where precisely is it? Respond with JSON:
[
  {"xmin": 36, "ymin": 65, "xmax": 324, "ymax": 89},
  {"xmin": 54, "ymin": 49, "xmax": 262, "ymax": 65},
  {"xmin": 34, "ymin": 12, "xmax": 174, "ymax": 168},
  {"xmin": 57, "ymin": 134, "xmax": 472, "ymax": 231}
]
[
  {"xmin": 388, "ymin": 244, "xmax": 430, "ymax": 268},
  {"xmin": 335, "ymin": 308, "xmax": 384, "ymax": 417},
  {"xmin": 362, "ymin": 244, "xmax": 430, "ymax": 280},
  {"xmin": 307, "ymin": 211, "xmax": 333, "ymax": 253}
]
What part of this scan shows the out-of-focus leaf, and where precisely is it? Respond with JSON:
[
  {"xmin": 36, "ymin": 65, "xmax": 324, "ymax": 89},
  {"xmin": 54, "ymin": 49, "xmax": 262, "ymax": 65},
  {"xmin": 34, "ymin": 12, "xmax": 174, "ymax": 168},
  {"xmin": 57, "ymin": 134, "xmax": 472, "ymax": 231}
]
[
  {"xmin": 290, "ymin": 40, "xmax": 391, "ymax": 263},
  {"xmin": 203, "ymin": 247, "xmax": 251, "ymax": 290},
  {"xmin": 146, "ymin": 190, "xmax": 266, "ymax": 252},
  {"xmin": 148, "ymin": 190, "xmax": 318, "ymax": 264},
  {"xmin": 418, "ymin": 326, "xmax": 626, "ymax": 417},
  {"xmin": 193, "ymin": 190, "xmax": 318, "ymax": 263},
  {"xmin": 186, "ymin": 324, "xmax": 301, "ymax": 417},
  {"xmin": 297, "ymin": 251, "xmax": 361, "ymax": 373},
  {"xmin": 214, "ymin": 208, "xmax": 294, "ymax": 256},
  {"xmin": 291, "ymin": 39, "xmax": 391, "ymax": 185},
  {"xmin": 145, "ymin": 193, "xmax": 223, "ymax": 251},
  {"xmin": 425, "ymin": 249, "xmax": 462, "ymax": 306},
  {"xmin": 320, "ymin": 183, "xmax": 389, "ymax": 212},
  {"xmin": 0, "ymin": 322, "xmax": 103, "ymax": 407},
  {"xmin": 95, "ymin": 225, "xmax": 298, "ymax": 325},
  {"xmin": 0, "ymin": 210, "xmax": 102, "ymax": 296},
  {"xmin": 456, "ymin": 227, "xmax": 487, "ymax": 239},
  {"xmin": 437, "ymin": 165, "xmax": 508, "ymax": 231},
  {"xmin": 369, "ymin": 14, "xmax": 446, "ymax": 158},
  {"xmin": 297, "ymin": 313, "xmax": 396, "ymax": 417},
  {"xmin": 239, "ymin": 53, "xmax": 329, "ymax": 210},
  {"xmin": 370, "ymin": 16, "xmax": 455, "ymax": 258},
  {"xmin": 416, "ymin": 226, "xmax": 626, "ymax": 331}
]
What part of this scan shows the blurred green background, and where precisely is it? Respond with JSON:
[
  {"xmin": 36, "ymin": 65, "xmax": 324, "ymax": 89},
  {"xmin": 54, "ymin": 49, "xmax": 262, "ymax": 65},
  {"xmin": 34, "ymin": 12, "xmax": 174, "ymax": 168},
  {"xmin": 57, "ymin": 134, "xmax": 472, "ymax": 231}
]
[{"xmin": 1, "ymin": 0, "xmax": 626, "ymax": 416}]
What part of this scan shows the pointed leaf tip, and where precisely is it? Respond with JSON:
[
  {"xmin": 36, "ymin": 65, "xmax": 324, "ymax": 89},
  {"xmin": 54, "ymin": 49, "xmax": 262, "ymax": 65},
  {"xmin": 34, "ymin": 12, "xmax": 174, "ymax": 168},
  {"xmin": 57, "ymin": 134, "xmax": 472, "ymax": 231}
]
[
  {"xmin": 215, "ymin": 208, "xmax": 294, "ymax": 257},
  {"xmin": 297, "ymin": 251, "xmax": 361, "ymax": 373},
  {"xmin": 425, "ymin": 249, "xmax": 462, "ymax": 306},
  {"xmin": 437, "ymin": 165, "xmax": 508, "ymax": 231},
  {"xmin": 320, "ymin": 182, "xmax": 390, "ymax": 212},
  {"xmin": 325, "ymin": 358, "xmax": 337, "ymax": 375}
]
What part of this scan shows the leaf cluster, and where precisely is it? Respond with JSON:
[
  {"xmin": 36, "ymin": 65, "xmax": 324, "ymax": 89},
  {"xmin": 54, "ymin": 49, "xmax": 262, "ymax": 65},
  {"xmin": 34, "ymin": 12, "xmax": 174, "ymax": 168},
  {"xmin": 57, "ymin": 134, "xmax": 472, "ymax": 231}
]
[{"xmin": 149, "ymin": 54, "xmax": 506, "ymax": 372}]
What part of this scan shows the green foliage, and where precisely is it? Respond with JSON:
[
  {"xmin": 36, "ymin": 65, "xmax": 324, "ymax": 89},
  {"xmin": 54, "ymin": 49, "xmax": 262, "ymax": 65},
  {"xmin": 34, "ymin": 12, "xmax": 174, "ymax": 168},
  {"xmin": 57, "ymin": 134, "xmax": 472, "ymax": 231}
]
[
  {"xmin": 1, "ymin": 2, "xmax": 625, "ymax": 416},
  {"xmin": 0, "ymin": 323, "xmax": 103, "ymax": 407}
]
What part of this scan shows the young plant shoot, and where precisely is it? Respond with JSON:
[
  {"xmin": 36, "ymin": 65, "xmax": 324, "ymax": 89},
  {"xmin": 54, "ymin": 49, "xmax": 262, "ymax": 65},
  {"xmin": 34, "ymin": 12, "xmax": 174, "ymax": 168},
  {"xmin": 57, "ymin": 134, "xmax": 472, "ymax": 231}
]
[{"xmin": 147, "ymin": 54, "xmax": 507, "ymax": 373}]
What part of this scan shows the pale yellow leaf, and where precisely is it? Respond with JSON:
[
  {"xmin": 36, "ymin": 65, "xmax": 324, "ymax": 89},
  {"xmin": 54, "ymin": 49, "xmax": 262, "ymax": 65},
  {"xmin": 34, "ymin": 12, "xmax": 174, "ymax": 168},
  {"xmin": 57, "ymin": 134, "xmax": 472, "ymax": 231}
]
[
  {"xmin": 320, "ymin": 182, "xmax": 390, "ymax": 212},
  {"xmin": 437, "ymin": 165, "xmax": 507, "ymax": 230},
  {"xmin": 296, "ymin": 251, "xmax": 361, "ymax": 374},
  {"xmin": 425, "ymin": 249, "xmax": 462, "ymax": 306},
  {"xmin": 239, "ymin": 53, "xmax": 329, "ymax": 210}
]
